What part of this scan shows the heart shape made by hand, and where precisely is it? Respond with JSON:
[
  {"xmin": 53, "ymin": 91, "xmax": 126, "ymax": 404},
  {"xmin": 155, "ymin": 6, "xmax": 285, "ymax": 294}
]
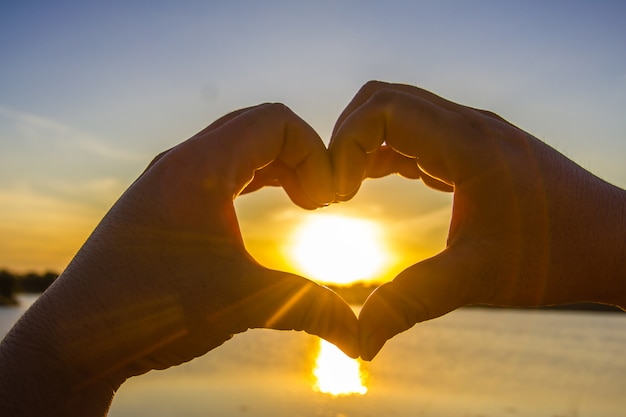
[
  {"xmin": 3, "ymin": 81, "xmax": 619, "ymax": 413},
  {"xmin": 51, "ymin": 81, "xmax": 611, "ymax": 382}
]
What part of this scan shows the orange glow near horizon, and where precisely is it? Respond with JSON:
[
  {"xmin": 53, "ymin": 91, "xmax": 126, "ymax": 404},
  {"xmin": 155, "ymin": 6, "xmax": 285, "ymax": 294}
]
[
  {"xmin": 312, "ymin": 339, "xmax": 368, "ymax": 396},
  {"xmin": 287, "ymin": 214, "xmax": 391, "ymax": 285}
]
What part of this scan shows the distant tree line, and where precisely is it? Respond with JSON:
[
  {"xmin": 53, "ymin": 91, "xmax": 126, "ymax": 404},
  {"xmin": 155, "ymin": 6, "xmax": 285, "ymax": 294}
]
[
  {"xmin": 0, "ymin": 269, "xmax": 58, "ymax": 304},
  {"xmin": 1, "ymin": 272, "xmax": 621, "ymax": 312},
  {"xmin": 326, "ymin": 282, "xmax": 623, "ymax": 312}
]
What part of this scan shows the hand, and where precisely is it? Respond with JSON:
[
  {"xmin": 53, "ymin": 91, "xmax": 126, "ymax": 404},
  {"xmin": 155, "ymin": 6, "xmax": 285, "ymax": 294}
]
[
  {"xmin": 66, "ymin": 104, "xmax": 360, "ymax": 377},
  {"xmin": 0, "ymin": 103, "xmax": 359, "ymax": 416},
  {"xmin": 330, "ymin": 81, "xmax": 626, "ymax": 360}
]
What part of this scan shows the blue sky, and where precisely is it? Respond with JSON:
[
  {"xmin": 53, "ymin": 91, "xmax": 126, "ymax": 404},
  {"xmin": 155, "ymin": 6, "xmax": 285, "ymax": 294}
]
[{"xmin": 1, "ymin": 1, "xmax": 625, "ymax": 272}]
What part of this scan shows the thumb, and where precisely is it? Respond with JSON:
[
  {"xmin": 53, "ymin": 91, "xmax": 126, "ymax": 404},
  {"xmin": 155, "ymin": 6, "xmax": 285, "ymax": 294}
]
[
  {"xmin": 243, "ymin": 268, "xmax": 360, "ymax": 358},
  {"xmin": 359, "ymin": 247, "xmax": 484, "ymax": 360}
]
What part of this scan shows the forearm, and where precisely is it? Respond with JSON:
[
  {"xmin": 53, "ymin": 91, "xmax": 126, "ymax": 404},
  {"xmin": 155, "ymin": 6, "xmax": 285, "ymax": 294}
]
[
  {"xmin": 0, "ymin": 290, "xmax": 121, "ymax": 417},
  {"xmin": 550, "ymin": 153, "xmax": 626, "ymax": 309}
]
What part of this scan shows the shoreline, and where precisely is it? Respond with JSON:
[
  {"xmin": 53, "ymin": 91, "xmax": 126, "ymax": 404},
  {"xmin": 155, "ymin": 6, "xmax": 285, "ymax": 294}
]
[{"xmin": 327, "ymin": 283, "xmax": 624, "ymax": 313}]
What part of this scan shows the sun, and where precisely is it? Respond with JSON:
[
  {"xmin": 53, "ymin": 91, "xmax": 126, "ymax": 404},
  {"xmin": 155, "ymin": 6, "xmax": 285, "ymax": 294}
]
[{"xmin": 288, "ymin": 214, "xmax": 389, "ymax": 285}]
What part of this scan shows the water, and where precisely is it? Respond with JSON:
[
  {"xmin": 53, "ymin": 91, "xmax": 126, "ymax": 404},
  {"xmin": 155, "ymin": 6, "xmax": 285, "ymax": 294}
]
[{"xmin": 2, "ymin": 295, "xmax": 625, "ymax": 416}]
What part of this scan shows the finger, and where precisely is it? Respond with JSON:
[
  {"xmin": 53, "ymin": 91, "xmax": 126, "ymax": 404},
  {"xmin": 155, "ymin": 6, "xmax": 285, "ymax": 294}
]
[
  {"xmin": 359, "ymin": 248, "xmax": 488, "ymax": 360},
  {"xmin": 364, "ymin": 146, "xmax": 421, "ymax": 179},
  {"xmin": 278, "ymin": 113, "xmax": 334, "ymax": 207},
  {"xmin": 241, "ymin": 160, "xmax": 327, "ymax": 210},
  {"xmin": 270, "ymin": 162, "xmax": 325, "ymax": 210},
  {"xmin": 330, "ymin": 88, "xmax": 487, "ymax": 199},
  {"xmin": 331, "ymin": 80, "xmax": 465, "ymax": 139},
  {"xmin": 331, "ymin": 142, "xmax": 453, "ymax": 201},
  {"xmin": 329, "ymin": 146, "xmax": 420, "ymax": 201},
  {"xmin": 329, "ymin": 147, "xmax": 453, "ymax": 201},
  {"xmin": 193, "ymin": 105, "xmax": 261, "ymax": 138},
  {"xmin": 329, "ymin": 101, "xmax": 383, "ymax": 199},
  {"xmin": 196, "ymin": 103, "xmax": 334, "ymax": 208},
  {"xmin": 244, "ymin": 269, "xmax": 360, "ymax": 358},
  {"xmin": 363, "ymin": 146, "xmax": 453, "ymax": 192},
  {"xmin": 419, "ymin": 171, "xmax": 454, "ymax": 192},
  {"xmin": 239, "ymin": 176, "xmax": 280, "ymax": 195},
  {"xmin": 239, "ymin": 169, "xmax": 281, "ymax": 195},
  {"xmin": 138, "ymin": 106, "xmax": 261, "ymax": 182}
]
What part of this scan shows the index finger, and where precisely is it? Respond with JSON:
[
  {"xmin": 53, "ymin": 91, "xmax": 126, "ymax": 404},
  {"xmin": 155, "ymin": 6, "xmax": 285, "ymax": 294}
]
[
  {"xmin": 331, "ymin": 80, "xmax": 506, "ymax": 137},
  {"xmin": 193, "ymin": 103, "xmax": 335, "ymax": 208},
  {"xmin": 329, "ymin": 86, "xmax": 499, "ymax": 198},
  {"xmin": 329, "ymin": 89, "xmax": 457, "ymax": 197},
  {"xmin": 331, "ymin": 81, "xmax": 464, "ymax": 138}
]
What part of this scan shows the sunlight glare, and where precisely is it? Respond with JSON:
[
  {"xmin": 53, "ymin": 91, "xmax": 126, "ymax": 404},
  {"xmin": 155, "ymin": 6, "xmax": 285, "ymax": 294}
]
[
  {"xmin": 313, "ymin": 339, "xmax": 367, "ymax": 396},
  {"xmin": 289, "ymin": 214, "xmax": 388, "ymax": 285}
]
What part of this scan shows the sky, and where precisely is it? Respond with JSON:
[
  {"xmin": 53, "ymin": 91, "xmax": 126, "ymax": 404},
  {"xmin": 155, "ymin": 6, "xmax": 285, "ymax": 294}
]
[{"xmin": 1, "ymin": 1, "xmax": 625, "ymax": 281}]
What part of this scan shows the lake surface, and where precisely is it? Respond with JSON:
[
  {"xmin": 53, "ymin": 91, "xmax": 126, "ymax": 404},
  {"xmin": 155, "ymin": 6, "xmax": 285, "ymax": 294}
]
[{"xmin": 2, "ymin": 295, "xmax": 625, "ymax": 417}]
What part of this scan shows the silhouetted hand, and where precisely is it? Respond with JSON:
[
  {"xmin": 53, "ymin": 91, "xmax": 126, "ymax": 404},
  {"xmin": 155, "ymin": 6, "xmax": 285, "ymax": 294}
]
[
  {"xmin": 0, "ymin": 104, "xmax": 358, "ymax": 416},
  {"xmin": 330, "ymin": 81, "xmax": 626, "ymax": 360}
]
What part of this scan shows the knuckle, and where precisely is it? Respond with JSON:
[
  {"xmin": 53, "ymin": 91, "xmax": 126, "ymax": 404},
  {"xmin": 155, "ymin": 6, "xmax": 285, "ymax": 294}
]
[
  {"xmin": 369, "ymin": 88, "xmax": 408, "ymax": 115},
  {"xmin": 362, "ymin": 79, "xmax": 386, "ymax": 91},
  {"xmin": 457, "ymin": 109, "xmax": 498, "ymax": 147},
  {"xmin": 257, "ymin": 102, "xmax": 291, "ymax": 118},
  {"xmin": 228, "ymin": 102, "xmax": 293, "ymax": 143},
  {"xmin": 149, "ymin": 150, "xmax": 168, "ymax": 166},
  {"xmin": 358, "ymin": 80, "xmax": 390, "ymax": 100}
]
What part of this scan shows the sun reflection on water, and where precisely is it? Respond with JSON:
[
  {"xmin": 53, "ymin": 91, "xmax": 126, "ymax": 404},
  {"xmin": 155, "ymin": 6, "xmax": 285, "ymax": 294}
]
[{"xmin": 312, "ymin": 339, "xmax": 368, "ymax": 396}]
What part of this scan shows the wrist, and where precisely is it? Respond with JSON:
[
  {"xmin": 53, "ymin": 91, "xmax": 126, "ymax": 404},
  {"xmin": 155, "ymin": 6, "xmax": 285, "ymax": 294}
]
[
  {"xmin": 603, "ymin": 183, "xmax": 626, "ymax": 309},
  {"xmin": 573, "ymin": 176, "xmax": 626, "ymax": 309},
  {"xmin": 0, "ymin": 305, "xmax": 122, "ymax": 417},
  {"xmin": 535, "ymin": 138, "xmax": 626, "ymax": 309},
  {"xmin": 0, "ymin": 254, "xmax": 134, "ymax": 416}
]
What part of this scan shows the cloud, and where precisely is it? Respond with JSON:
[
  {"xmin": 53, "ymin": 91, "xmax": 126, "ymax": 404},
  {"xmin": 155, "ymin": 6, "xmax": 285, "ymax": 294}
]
[
  {"xmin": 0, "ymin": 106, "xmax": 144, "ymax": 161},
  {"xmin": 28, "ymin": 176, "xmax": 126, "ymax": 210},
  {"xmin": 0, "ymin": 186, "xmax": 103, "ymax": 272}
]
